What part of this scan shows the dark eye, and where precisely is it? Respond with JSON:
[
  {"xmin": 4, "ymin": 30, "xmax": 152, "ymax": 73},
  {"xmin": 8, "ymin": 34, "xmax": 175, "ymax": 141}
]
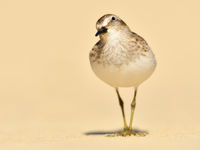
[{"xmin": 112, "ymin": 17, "xmax": 116, "ymax": 20}]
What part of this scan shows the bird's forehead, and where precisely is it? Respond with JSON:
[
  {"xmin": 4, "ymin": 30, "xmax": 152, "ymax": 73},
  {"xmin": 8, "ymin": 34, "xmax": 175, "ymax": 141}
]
[
  {"xmin": 102, "ymin": 17, "xmax": 111, "ymax": 27},
  {"xmin": 96, "ymin": 14, "xmax": 114, "ymax": 29}
]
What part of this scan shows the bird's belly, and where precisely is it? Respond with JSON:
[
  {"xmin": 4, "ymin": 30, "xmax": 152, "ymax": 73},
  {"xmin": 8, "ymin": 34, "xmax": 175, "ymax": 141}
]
[{"xmin": 90, "ymin": 56, "xmax": 156, "ymax": 87}]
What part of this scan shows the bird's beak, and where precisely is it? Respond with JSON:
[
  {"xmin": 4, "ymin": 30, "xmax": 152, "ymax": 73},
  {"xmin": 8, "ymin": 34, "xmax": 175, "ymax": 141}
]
[{"xmin": 95, "ymin": 27, "xmax": 107, "ymax": 36}]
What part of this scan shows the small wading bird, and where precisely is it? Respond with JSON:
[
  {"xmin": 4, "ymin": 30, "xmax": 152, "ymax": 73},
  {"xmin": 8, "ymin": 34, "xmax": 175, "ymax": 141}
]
[{"xmin": 89, "ymin": 14, "xmax": 157, "ymax": 136}]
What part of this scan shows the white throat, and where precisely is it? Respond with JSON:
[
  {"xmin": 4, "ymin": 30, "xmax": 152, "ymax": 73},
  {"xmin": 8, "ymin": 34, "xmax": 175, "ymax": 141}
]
[{"xmin": 106, "ymin": 29, "xmax": 124, "ymax": 46}]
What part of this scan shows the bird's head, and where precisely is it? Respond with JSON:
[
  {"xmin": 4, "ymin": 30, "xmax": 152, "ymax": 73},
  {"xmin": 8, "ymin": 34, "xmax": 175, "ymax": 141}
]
[{"xmin": 95, "ymin": 14, "xmax": 130, "ymax": 41}]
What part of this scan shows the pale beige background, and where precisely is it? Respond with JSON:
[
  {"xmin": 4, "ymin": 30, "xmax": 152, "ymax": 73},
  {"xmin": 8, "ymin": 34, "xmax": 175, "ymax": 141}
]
[{"xmin": 0, "ymin": 0, "xmax": 200, "ymax": 149}]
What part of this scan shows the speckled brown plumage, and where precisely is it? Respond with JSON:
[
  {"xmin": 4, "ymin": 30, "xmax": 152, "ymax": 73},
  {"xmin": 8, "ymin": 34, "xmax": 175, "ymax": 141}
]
[{"xmin": 89, "ymin": 31, "xmax": 150, "ymax": 67}]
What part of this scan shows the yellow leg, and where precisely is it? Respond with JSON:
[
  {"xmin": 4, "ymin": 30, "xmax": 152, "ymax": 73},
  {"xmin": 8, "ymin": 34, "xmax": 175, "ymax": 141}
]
[
  {"xmin": 108, "ymin": 87, "xmax": 146, "ymax": 137},
  {"xmin": 115, "ymin": 88, "xmax": 128, "ymax": 129},
  {"xmin": 129, "ymin": 87, "xmax": 137, "ymax": 130}
]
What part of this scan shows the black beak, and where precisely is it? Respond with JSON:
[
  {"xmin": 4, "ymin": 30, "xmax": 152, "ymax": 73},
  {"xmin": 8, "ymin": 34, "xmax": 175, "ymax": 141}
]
[{"xmin": 95, "ymin": 27, "xmax": 107, "ymax": 36}]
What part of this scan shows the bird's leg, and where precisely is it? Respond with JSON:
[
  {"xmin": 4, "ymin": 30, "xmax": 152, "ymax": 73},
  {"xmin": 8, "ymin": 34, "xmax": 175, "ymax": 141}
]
[
  {"xmin": 108, "ymin": 87, "xmax": 146, "ymax": 137},
  {"xmin": 129, "ymin": 87, "xmax": 137, "ymax": 131},
  {"xmin": 126, "ymin": 87, "xmax": 146, "ymax": 136},
  {"xmin": 115, "ymin": 88, "xmax": 128, "ymax": 129},
  {"xmin": 107, "ymin": 88, "xmax": 129, "ymax": 137}
]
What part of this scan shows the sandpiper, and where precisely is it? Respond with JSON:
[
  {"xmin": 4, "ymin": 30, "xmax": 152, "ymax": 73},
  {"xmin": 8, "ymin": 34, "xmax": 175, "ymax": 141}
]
[{"xmin": 89, "ymin": 14, "xmax": 157, "ymax": 136}]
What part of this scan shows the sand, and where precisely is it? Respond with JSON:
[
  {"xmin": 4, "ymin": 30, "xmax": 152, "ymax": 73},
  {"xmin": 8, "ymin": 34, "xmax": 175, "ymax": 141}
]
[{"xmin": 0, "ymin": 0, "xmax": 200, "ymax": 149}]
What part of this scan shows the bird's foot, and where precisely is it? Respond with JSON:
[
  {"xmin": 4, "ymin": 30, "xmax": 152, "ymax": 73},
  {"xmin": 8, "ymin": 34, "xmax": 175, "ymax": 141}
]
[{"xmin": 107, "ymin": 128, "xmax": 147, "ymax": 137}]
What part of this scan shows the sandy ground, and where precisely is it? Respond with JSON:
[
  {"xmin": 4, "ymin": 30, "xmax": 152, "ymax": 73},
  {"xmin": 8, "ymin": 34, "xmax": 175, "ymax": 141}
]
[{"xmin": 0, "ymin": 0, "xmax": 200, "ymax": 149}]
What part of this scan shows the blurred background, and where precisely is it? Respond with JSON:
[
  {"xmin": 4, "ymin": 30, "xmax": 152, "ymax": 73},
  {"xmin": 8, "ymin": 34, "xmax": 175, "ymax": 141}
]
[{"xmin": 0, "ymin": 0, "xmax": 200, "ymax": 147}]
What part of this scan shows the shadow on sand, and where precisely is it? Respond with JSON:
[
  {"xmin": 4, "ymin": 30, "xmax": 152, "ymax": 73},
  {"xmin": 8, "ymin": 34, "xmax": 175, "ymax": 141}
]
[{"xmin": 84, "ymin": 128, "xmax": 149, "ymax": 136}]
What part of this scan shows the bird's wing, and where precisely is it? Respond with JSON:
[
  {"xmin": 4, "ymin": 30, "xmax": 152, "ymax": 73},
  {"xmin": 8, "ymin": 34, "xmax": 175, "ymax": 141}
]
[
  {"xmin": 89, "ymin": 40, "xmax": 104, "ymax": 63},
  {"xmin": 130, "ymin": 32, "xmax": 150, "ymax": 53}
]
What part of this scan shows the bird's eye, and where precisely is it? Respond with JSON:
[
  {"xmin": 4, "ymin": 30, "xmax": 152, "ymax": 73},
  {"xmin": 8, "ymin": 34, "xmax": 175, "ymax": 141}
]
[{"xmin": 112, "ymin": 17, "xmax": 116, "ymax": 20}]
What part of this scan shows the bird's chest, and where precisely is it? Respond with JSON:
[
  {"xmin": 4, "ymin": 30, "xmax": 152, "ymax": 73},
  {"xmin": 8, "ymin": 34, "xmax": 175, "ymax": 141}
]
[{"xmin": 98, "ymin": 44, "xmax": 131, "ymax": 66}]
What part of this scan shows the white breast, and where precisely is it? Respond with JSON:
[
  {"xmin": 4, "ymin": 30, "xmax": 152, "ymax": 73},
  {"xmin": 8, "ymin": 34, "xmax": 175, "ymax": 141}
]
[{"xmin": 90, "ymin": 50, "xmax": 157, "ymax": 87}]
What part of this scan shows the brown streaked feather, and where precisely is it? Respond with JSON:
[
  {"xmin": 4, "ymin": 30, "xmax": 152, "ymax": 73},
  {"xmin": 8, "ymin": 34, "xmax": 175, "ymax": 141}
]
[{"xmin": 90, "ymin": 31, "xmax": 151, "ymax": 67}]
